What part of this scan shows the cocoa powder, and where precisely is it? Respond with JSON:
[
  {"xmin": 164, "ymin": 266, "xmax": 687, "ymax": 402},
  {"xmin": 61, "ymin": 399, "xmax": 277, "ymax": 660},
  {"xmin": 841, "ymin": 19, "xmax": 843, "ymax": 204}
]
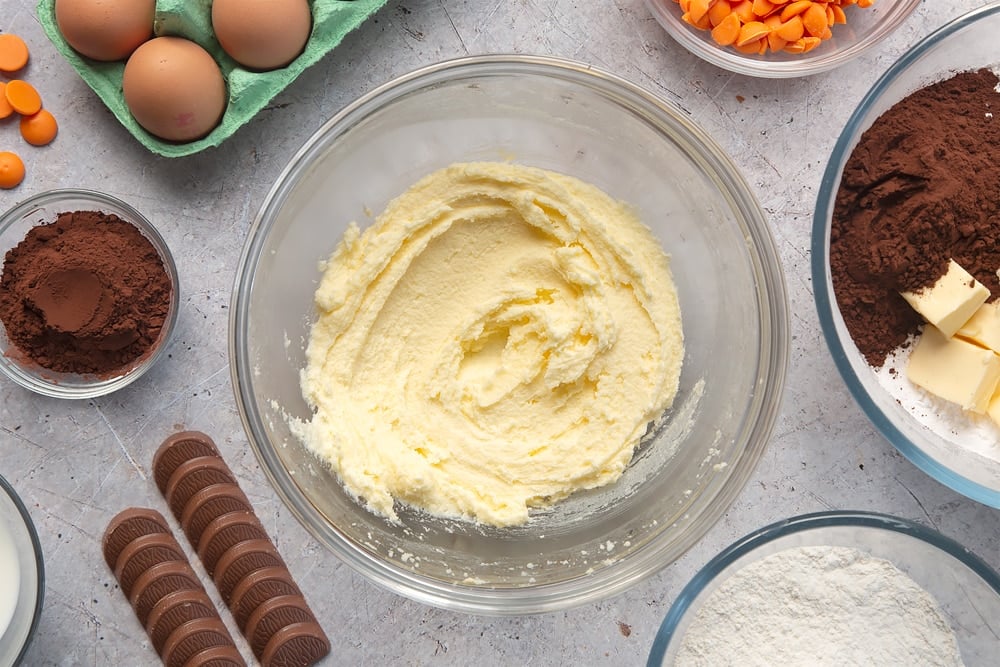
[
  {"xmin": 831, "ymin": 69, "xmax": 1000, "ymax": 367},
  {"xmin": 0, "ymin": 210, "xmax": 172, "ymax": 375}
]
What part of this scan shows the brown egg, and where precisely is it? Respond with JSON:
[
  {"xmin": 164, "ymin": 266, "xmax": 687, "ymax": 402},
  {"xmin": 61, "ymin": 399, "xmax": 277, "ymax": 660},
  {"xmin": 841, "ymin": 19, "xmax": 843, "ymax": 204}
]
[
  {"xmin": 55, "ymin": 0, "xmax": 155, "ymax": 62},
  {"xmin": 212, "ymin": 0, "xmax": 312, "ymax": 71},
  {"xmin": 122, "ymin": 37, "xmax": 227, "ymax": 143}
]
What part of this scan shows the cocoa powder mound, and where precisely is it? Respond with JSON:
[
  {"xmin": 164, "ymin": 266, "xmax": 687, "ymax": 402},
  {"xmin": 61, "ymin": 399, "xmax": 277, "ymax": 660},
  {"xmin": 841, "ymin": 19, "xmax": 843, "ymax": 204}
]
[
  {"xmin": 830, "ymin": 69, "xmax": 1000, "ymax": 367},
  {"xmin": 0, "ymin": 210, "xmax": 173, "ymax": 375}
]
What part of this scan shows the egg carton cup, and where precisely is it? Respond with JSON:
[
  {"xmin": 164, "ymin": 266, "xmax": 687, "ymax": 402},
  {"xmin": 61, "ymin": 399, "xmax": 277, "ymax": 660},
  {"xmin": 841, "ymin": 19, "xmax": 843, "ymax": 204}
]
[{"xmin": 37, "ymin": 0, "xmax": 388, "ymax": 158}]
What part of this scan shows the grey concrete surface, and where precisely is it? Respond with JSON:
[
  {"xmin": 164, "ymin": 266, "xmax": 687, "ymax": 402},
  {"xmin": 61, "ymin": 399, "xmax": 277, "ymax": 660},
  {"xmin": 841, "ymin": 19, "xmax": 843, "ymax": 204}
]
[{"xmin": 2, "ymin": 0, "xmax": 999, "ymax": 665}]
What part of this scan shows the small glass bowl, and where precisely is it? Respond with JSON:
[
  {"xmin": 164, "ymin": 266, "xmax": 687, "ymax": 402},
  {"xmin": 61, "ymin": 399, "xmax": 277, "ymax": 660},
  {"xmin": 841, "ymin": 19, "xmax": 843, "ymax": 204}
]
[
  {"xmin": 644, "ymin": 0, "xmax": 921, "ymax": 78},
  {"xmin": 813, "ymin": 3, "xmax": 1000, "ymax": 506},
  {"xmin": 648, "ymin": 511, "xmax": 1000, "ymax": 666},
  {"xmin": 0, "ymin": 473, "xmax": 44, "ymax": 666},
  {"xmin": 231, "ymin": 54, "xmax": 789, "ymax": 614},
  {"xmin": 0, "ymin": 190, "xmax": 179, "ymax": 399}
]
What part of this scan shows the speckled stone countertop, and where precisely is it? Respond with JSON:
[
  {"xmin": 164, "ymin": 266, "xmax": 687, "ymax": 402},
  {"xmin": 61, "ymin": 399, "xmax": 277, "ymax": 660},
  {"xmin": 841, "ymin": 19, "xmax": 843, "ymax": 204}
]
[{"xmin": 2, "ymin": 1, "xmax": 998, "ymax": 664}]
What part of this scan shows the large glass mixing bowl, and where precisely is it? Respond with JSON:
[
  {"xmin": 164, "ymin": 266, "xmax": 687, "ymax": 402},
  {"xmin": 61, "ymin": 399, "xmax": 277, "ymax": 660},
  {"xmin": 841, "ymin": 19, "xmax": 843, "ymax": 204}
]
[
  {"xmin": 231, "ymin": 55, "xmax": 789, "ymax": 614},
  {"xmin": 813, "ymin": 3, "xmax": 1000, "ymax": 507}
]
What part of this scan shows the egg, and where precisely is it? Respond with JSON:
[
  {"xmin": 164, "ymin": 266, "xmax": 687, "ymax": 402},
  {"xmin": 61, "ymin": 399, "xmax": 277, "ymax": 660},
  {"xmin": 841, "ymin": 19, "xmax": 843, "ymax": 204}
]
[
  {"xmin": 54, "ymin": 0, "xmax": 155, "ymax": 62},
  {"xmin": 212, "ymin": 0, "xmax": 312, "ymax": 71},
  {"xmin": 122, "ymin": 37, "xmax": 227, "ymax": 143}
]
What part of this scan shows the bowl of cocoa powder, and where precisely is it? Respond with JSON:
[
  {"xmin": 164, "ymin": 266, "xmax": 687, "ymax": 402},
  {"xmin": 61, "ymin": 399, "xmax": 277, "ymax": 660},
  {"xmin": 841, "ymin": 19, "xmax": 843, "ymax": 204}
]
[
  {"xmin": 0, "ymin": 189, "xmax": 178, "ymax": 398},
  {"xmin": 813, "ymin": 3, "xmax": 1000, "ymax": 506}
]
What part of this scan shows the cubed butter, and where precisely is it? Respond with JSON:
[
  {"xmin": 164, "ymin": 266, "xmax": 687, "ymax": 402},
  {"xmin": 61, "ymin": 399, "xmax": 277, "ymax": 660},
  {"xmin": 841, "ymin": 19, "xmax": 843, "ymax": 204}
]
[
  {"xmin": 900, "ymin": 259, "xmax": 989, "ymax": 337},
  {"xmin": 957, "ymin": 301, "xmax": 1000, "ymax": 353},
  {"xmin": 907, "ymin": 325, "xmax": 1000, "ymax": 414}
]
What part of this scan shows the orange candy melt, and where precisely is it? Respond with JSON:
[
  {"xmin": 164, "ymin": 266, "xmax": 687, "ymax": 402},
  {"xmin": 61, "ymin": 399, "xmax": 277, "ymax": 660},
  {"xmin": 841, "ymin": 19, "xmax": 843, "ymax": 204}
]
[
  {"xmin": 0, "ymin": 34, "xmax": 30, "ymax": 72},
  {"xmin": 0, "ymin": 82, "xmax": 14, "ymax": 119},
  {"xmin": 0, "ymin": 35, "xmax": 59, "ymax": 188},
  {"xmin": 0, "ymin": 151, "xmax": 26, "ymax": 189},
  {"xmin": 674, "ymin": 0, "xmax": 876, "ymax": 56},
  {"xmin": 5, "ymin": 80, "xmax": 42, "ymax": 116},
  {"xmin": 20, "ymin": 109, "xmax": 58, "ymax": 146}
]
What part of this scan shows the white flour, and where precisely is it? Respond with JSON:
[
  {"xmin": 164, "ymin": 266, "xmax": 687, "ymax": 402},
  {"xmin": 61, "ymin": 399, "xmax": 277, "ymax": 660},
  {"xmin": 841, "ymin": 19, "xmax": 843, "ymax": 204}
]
[{"xmin": 675, "ymin": 545, "xmax": 964, "ymax": 666}]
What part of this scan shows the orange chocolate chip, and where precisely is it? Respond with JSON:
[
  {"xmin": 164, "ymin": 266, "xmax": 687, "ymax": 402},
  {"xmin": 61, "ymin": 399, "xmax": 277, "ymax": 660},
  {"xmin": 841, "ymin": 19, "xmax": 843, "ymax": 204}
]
[
  {"xmin": 5, "ymin": 79, "xmax": 41, "ymax": 115},
  {"xmin": 680, "ymin": 0, "xmax": 877, "ymax": 56},
  {"xmin": 0, "ymin": 34, "xmax": 29, "ymax": 72}
]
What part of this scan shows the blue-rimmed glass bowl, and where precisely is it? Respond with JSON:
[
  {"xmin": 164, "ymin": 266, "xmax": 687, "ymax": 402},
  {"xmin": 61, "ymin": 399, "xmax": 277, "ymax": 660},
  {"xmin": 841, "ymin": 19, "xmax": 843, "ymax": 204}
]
[
  {"xmin": 812, "ymin": 3, "xmax": 1000, "ymax": 506},
  {"xmin": 648, "ymin": 511, "xmax": 1000, "ymax": 666}
]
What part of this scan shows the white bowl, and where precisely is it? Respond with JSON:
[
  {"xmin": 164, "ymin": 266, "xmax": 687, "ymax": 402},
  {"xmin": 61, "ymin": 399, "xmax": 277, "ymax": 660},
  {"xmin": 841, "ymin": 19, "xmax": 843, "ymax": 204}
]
[{"xmin": 0, "ymin": 473, "xmax": 44, "ymax": 665}]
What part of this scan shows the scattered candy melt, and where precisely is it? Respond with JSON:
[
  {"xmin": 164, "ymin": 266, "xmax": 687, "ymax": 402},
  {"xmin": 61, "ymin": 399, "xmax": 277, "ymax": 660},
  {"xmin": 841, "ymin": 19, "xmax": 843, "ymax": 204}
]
[
  {"xmin": 0, "ymin": 34, "xmax": 30, "ymax": 72},
  {"xmin": 1, "ymin": 34, "xmax": 59, "ymax": 188},
  {"xmin": 0, "ymin": 151, "xmax": 26, "ymax": 189},
  {"xmin": 674, "ymin": 0, "xmax": 874, "ymax": 55},
  {"xmin": 0, "ymin": 82, "xmax": 13, "ymax": 119},
  {"xmin": 20, "ymin": 109, "xmax": 58, "ymax": 146},
  {"xmin": 5, "ymin": 80, "xmax": 42, "ymax": 115}
]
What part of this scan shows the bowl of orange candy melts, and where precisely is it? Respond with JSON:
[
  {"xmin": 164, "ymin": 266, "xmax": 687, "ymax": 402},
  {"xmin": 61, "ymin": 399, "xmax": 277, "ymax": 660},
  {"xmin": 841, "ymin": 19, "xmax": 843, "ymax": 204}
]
[{"xmin": 644, "ymin": 0, "xmax": 921, "ymax": 77}]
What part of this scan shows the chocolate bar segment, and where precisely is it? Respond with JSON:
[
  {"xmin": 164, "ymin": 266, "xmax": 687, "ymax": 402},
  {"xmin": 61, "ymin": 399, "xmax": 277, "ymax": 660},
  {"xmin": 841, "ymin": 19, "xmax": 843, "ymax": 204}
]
[
  {"xmin": 260, "ymin": 621, "xmax": 331, "ymax": 667},
  {"xmin": 244, "ymin": 594, "xmax": 315, "ymax": 659},
  {"xmin": 102, "ymin": 507, "xmax": 170, "ymax": 569},
  {"xmin": 181, "ymin": 483, "xmax": 254, "ymax": 547},
  {"xmin": 180, "ymin": 645, "xmax": 246, "ymax": 667},
  {"xmin": 153, "ymin": 431, "xmax": 222, "ymax": 493},
  {"xmin": 146, "ymin": 589, "xmax": 218, "ymax": 656},
  {"xmin": 196, "ymin": 511, "xmax": 270, "ymax": 576},
  {"xmin": 165, "ymin": 457, "xmax": 238, "ymax": 518},
  {"xmin": 212, "ymin": 539, "xmax": 285, "ymax": 604},
  {"xmin": 161, "ymin": 617, "xmax": 241, "ymax": 667},
  {"xmin": 229, "ymin": 566, "xmax": 301, "ymax": 631},
  {"xmin": 129, "ymin": 560, "xmax": 203, "ymax": 626},
  {"xmin": 114, "ymin": 532, "xmax": 187, "ymax": 598}
]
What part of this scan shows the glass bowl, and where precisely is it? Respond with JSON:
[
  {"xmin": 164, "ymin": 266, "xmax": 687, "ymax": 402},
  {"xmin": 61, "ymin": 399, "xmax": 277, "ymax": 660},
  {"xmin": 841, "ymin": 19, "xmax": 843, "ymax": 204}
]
[
  {"xmin": 231, "ymin": 54, "xmax": 789, "ymax": 614},
  {"xmin": 644, "ymin": 0, "xmax": 921, "ymax": 78},
  {"xmin": 648, "ymin": 511, "xmax": 1000, "ymax": 665},
  {"xmin": 813, "ymin": 3, "xmax": 1000, "ymax": 507},
  {"xmin": 0, "ymin": 189, "xmax": 179, "ymax": 399},
  {"xmin": 0, "ymin": 473, "xmax": 44, "ymax": 666}
]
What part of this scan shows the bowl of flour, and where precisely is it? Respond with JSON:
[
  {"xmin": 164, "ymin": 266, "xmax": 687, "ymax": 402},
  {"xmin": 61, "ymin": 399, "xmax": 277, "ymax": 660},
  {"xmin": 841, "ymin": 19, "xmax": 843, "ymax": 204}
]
[{"xmin": 648, "ymin": 511, "xmax": 1000, "ymax": 666}]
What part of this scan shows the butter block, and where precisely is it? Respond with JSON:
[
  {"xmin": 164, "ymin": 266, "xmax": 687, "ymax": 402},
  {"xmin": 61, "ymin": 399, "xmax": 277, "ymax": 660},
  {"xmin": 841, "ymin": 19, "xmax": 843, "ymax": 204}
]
[
  {"xmin": 907, "ymin": 325, "xmax": 1000, "ymax": 413},
  {"xmin": 957, "ymin": 301, "xmax": 1000, "ymax": 353},
  {"xmin": 900, "ymin": 259, "xmax": 989, "ymax": 337}
]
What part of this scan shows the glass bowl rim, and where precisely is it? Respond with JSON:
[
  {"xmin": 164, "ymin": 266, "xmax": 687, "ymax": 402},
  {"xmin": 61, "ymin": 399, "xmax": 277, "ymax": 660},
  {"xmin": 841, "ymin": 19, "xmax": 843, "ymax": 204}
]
[
  {"xmin": 643, "ymin": 0, "xmax": 922, "ymax": 78},
  {"xmin": 811, "ymin": 2, "xmax": 1000, "ymax": 508},
  {"xmin": 647, "ymin": 509, "xmax": 1000, "ymax": 665},
  {"xmin": 0, "ymin": 471, "xmax": 45, "ymax": 664},
  {"xmin": 0, "ymin": 188, "xmax": 180, "ymax": 400},
  {"xmin": 229, "ymin": 53, "xmax": 790, "ymax": 614}
]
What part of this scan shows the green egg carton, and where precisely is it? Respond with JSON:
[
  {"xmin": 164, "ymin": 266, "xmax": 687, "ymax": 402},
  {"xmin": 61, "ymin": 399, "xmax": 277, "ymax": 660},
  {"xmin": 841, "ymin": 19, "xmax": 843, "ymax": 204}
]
[{"xmin": 36, "ymin": 0, "xmax": 388, "ymax": 158}]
